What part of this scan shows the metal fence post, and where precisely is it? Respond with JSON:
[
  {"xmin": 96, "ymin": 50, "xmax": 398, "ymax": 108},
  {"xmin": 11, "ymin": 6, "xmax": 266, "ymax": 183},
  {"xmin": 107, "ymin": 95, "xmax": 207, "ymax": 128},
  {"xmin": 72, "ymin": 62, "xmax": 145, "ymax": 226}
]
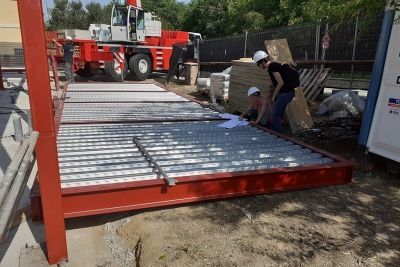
[
  {"xmin": 350, "ymin": 16, "xmax": 359, "ymax": 90},
  {"xmin": 0, "ymin": 63, "xmax": 4, "ymax": 90},
  {"xmin": 315, "ymin": 22, "xmax": 321, "ymax": 69},
  {"xmin": 321, "ymin": 24, "xmax": 329, "ymax": 68},
  {"xmin": 244, "ymin": 31, "xmax": 248, "ymax": 58}
]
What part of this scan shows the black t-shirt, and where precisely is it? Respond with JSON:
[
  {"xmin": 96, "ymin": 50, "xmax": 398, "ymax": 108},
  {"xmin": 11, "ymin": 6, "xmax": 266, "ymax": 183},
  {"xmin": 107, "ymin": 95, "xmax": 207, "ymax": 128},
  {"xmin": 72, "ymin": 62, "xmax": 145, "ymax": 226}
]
[
  {"xmin": 267, "ymin": 62, "xmax": 294, "ymax": 93},
  {"xmin": 62, "ymin": 44, "xmax": 74, "ymax": 63}
]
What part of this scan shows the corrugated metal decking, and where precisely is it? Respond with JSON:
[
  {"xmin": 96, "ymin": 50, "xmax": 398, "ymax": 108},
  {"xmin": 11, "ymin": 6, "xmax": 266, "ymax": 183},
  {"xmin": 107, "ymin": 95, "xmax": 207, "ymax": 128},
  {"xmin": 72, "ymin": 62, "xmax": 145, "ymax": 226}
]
[
  {"xmin": 66, "ymin": 83, "xmax": 167, "ymax": 91},
  {"xmin": 31, "ymin": 82, "xmax": 354, "ymax": 221},
  {"xmin": 60, "ymin": 103, "xmax": 221, "ymax": 122},
  {"xmin": 57, "ymin": 121, "xmax": 334, "ymax": 188}
]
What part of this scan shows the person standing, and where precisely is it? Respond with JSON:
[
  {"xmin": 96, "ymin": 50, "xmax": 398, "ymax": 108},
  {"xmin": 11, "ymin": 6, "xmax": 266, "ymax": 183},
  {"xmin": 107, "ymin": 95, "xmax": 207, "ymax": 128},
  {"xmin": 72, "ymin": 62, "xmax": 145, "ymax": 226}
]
[
  {"xmin": 53, "ymin": 36, "xmax": 75, "ymax": 83},
  {"xmin": 238, "ymin": 87, "xmax": 272, "ymax": 127},
  {"xmin": 253, "ymin": 51, "xmax": 295, "ymax": 133}
]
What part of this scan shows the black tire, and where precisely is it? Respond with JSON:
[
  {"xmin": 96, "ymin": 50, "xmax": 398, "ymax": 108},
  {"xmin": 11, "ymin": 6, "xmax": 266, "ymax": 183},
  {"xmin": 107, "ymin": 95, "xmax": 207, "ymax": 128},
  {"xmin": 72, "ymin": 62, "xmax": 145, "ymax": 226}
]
[
  {"xmin": 75, "ymin": 63, "xmax": 96, "ymax": 79},
  {"xmin": 105, "ymin": 48, "xmax": 128, "ymax": 81},
  {"xmin": 129, "ymin": 53, "xmax": 151, "ymax": 81}
]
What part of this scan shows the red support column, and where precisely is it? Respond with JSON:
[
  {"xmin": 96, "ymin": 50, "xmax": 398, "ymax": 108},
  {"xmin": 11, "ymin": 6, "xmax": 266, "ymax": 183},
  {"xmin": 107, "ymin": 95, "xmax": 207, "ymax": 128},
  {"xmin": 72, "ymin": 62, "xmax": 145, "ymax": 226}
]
[{"xmin": 17, "ymin": 0, "xmax": 67, "ymax": 264}]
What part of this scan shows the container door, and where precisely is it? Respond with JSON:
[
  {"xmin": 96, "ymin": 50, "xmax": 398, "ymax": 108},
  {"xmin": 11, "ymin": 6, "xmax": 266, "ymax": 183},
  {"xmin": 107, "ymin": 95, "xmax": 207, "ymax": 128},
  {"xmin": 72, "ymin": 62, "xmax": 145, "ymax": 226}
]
[
  {"xmin": 135, "ymin": 10, "xmax": 145, "ymax": 42},
  {"xmin": 110, "ymin": 6, "xmax": 129, "ymax": 41}
]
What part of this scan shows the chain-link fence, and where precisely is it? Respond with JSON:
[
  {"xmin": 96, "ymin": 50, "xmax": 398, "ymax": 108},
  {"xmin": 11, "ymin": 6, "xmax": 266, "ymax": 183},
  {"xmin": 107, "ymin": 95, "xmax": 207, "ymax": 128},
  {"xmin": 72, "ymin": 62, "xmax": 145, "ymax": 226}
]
[
  {"xmin": 1, "ymin": 13, "xmax": 384, "ymax": 89},
  {"xmin": 0, "ymin": 43, "xmax": 24, "ymax": 68},
  {"xmin": 199, "ymin": 12, "xmax": 385, "ymax": 89}
]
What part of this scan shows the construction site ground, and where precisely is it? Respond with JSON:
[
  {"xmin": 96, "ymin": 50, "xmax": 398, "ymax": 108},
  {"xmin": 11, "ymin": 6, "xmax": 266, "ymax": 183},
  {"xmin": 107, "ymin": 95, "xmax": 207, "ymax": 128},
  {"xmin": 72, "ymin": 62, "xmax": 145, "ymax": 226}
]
[{"xmin": 0, "ymin": 72, "xmax": 399, "ymax": 267}]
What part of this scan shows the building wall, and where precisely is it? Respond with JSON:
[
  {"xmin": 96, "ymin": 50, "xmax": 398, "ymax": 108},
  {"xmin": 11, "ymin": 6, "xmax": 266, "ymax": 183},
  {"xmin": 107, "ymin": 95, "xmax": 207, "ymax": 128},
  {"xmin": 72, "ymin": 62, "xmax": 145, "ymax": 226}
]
[{"xmin": 0, "ymin": 0, "xmax": 22, "ymax": 43}]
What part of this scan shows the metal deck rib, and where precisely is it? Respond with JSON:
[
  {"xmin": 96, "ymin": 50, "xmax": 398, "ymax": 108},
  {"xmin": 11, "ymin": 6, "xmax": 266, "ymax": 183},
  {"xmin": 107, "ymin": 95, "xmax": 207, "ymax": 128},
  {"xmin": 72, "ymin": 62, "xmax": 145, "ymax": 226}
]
[
  {"xmin": 60, "ymin": 102, "xmax": 221, "ymax": 122},
  {"xmin": 64, "ymin": 91, "xmax": 189, "ymax": 103},
  {"xmin": 56, "ymin": 83, "xmax": 337, "ymax": 189},
  {"xmin": 67, "ymin": 83, "xmax": 167, "ymax": 91},
  {"xmin": 57, "ymin": 121, "xmax": 334, "ymax": 188}
]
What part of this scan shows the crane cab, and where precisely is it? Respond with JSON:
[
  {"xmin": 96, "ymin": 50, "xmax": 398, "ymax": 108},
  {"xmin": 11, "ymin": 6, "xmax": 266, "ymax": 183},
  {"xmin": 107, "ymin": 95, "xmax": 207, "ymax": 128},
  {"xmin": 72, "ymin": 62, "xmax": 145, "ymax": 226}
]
[{"xmin": 110, "ymin": 4, "xmax": 161, "ymax": 43}]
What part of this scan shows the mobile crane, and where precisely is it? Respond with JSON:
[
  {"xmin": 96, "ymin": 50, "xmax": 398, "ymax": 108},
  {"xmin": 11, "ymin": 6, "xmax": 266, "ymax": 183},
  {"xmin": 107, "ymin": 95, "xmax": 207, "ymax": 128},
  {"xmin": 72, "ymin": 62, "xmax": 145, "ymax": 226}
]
[{"xmin": 49, "ymin": 0, "xmax": 201, "ymax": 81}]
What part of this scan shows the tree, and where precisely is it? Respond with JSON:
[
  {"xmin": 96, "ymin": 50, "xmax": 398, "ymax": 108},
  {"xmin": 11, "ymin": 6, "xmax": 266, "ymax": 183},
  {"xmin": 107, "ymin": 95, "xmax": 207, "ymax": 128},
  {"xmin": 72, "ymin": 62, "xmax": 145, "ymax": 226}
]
[
  {"xmin": 66, "ymin": 0, "xmax": 87, "ymax": 29},
  {"xmin": 46, "ymin": 0, "xmax": 114, "ymax": 31},
  {"xmin": 85, "ymin": 2, "xmax": 104, "ymax": 25},
  {"xmin": 46, "ymin": 0, "xmax": 69, "ymax": 31},
  {"xmin": 141, "ymin": 0, "xmax": 187, "ymax": 30},
  {"xmin": 180, "ymin": 0, "xmax": 230, "ymax": 38}
]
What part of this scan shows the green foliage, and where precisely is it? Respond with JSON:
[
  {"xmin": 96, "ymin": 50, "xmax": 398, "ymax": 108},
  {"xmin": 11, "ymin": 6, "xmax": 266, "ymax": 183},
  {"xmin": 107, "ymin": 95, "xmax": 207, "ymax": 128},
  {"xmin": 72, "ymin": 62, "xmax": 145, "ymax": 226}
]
[
  {"xmin": 180, "ymin": 0, "xmax": 230, "ymax": 38},
  {"xmin": 46, "ymin": 0, "xmax": 114, "ymax": 31},
  {"xmin": 46, "ymin": 0, "xmax": 392, "ymax": 38},
  {"xmin": 141, "ymin": 0, "xmax": 187, "ymax": 30}
]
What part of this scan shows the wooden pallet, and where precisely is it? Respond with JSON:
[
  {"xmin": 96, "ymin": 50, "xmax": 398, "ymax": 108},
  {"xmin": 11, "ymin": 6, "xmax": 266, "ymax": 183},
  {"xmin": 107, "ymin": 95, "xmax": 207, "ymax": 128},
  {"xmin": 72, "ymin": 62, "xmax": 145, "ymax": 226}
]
[{"xmin": 299, "ymin": 68, "xmax": 334, "ymax": 103}]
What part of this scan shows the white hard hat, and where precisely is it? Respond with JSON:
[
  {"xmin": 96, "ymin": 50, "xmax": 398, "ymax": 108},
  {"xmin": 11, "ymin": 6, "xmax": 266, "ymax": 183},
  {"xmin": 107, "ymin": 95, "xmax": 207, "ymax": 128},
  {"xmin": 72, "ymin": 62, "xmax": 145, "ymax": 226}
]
[
  {"xmin": 66, "ymin": 36, "xmax": 73, "ymax": 40},
  {"xmin": 253, "ymin": 51, "xmax": 268, "ymax": 63},
  {"xmin": 248, "ymin": 87, "xmax": 260, "ymax": 96}
]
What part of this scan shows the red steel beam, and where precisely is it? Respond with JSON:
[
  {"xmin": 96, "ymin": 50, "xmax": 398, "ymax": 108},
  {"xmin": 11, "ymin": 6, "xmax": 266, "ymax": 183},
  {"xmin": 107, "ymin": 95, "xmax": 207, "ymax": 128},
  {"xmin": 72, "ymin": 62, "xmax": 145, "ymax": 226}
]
[
  {"xmin": 17, "ymin": 0, "xmax": 67, "ymax": 264},
  {"xmin": 30, "ymin": 160, "xmax": 353, "ymax": 219},
  {"xmin": 60, "ymin": 163, "xmax": 353, "ymax": 218}
]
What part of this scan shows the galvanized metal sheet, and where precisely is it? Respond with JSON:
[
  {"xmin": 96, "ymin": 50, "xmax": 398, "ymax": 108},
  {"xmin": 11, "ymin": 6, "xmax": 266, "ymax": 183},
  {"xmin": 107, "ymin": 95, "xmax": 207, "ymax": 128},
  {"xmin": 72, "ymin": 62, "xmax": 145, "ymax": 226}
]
[
  {"xmin": 67, "ymin": 83, "xmax": 167, "ymax": 91},
  {"xmin": 57, "ymin": 121, "xmax": 334, "ymax": 188},
  {"xmin": 60, "ymin": 102, "xmax": 221, "ymax": 122},
  {"xmin": 64, "ymin": 91, "xmax": 189, "ymax": 103}
]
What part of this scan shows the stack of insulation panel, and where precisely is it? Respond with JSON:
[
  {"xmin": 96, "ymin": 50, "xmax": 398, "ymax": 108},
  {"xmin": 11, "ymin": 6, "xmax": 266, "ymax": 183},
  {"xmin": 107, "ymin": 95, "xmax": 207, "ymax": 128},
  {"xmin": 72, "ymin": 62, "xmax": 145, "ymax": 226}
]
[
  {"xmin": 229, "ymin": 60, "xmax": 273, "ymax": 113},
  {"xmin": 210, "ymin": 73, "xmax": 230, "ymax": 100}
]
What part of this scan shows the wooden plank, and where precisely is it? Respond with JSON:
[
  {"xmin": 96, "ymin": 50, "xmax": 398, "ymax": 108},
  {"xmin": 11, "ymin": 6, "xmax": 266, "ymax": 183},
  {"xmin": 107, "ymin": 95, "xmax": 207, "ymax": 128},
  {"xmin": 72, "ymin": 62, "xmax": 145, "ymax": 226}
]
[
  {"xmin": 229, "ymin": 61, "xmax": 273, "ymax": 113},
  {"xmin": 308, "ymin": 68, "xmax": 334, "ymax": 103},
  {"xmin": 305, "ymin": 68, "xmax": 331, "ymax": 101},
  {"xmin": 300, "ymin": 69, "xmax": 317, "ymax": 87},
  {"xmin": 303, "ymin": 69, "xmax": 324, "ymax": 97},
  {"xmin": 301, "ymin": 69, "xmax": 320, "ymax": 94},
  {"xmin": 286, "ymin": 87, "xmax": 313, "ymax": 133},
  {"xmin": 264, "ymin": 39, "xmax": 294, "ymax": 63}
]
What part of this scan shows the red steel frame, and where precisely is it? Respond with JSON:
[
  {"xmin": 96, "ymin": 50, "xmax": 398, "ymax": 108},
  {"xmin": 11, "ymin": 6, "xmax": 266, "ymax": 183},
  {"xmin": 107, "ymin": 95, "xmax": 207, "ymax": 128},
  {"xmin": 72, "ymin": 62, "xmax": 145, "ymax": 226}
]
[
  {"xmin": 17, "ymin": 0, "xmax": 67, "ymax": 264},
  {"xmin": 29, "ymin": 81, "xmax": 354, "ymax": 265},
  {"xmin": 19, "ymin": 1, "xmax": 354, "ymax": 264}
]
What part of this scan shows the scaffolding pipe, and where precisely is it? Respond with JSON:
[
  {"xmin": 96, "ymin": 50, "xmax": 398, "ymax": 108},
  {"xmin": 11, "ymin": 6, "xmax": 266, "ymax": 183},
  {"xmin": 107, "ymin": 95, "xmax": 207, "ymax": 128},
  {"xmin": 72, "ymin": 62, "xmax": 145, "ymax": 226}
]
[
  {"xmin": 0, "ymin": 63, "xmax": 4, "ymax": 90},
  {"xmin": 350, "ymin": 16, "xmax": 359, "ymax": 90},
  {"xmin": 26, "ymin": 110, "xmax": 33, "ymax": 136},
  {"xmin": 0, "ymin": 131, "xmax": 38, "ymax": 244},
  {"xmin": 0, "ymin": 141, "xmax": 29, "ymax": 207},
  {"xmin": 12, "ymin": 114, "xmax": 24, "ymax": 141}
]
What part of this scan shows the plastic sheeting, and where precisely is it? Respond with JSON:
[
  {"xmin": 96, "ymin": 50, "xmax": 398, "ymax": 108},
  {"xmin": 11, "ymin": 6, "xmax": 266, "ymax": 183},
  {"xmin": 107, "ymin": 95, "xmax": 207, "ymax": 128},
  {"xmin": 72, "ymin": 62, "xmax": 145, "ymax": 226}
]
[{"xmin": 318, "ymin": 91, "xmax": 366, "ymax": 120}]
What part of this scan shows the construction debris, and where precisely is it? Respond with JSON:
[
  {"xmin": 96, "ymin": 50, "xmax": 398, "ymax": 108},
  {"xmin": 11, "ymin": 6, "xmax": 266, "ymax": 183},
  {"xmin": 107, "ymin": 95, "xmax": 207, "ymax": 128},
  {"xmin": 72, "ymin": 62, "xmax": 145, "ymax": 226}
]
[{"xmin": 295, "ymin": 114, "xmax": 362, "ymax": 143}]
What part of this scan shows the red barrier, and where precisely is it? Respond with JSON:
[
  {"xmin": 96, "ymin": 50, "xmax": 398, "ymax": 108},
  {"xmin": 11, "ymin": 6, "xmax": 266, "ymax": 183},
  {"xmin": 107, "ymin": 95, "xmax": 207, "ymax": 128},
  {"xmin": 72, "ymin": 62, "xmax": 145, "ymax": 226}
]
[{"xmin": 49, "ymin": 51, "xmax": 60, "ymax": 92}]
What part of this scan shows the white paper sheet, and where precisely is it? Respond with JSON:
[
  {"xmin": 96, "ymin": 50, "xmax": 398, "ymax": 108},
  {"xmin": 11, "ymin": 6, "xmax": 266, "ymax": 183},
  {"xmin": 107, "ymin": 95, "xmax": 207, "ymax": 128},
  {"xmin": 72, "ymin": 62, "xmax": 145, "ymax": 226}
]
[{"xmin": 218, "ymin": 114, "xmax": 249, "ymax": 129}]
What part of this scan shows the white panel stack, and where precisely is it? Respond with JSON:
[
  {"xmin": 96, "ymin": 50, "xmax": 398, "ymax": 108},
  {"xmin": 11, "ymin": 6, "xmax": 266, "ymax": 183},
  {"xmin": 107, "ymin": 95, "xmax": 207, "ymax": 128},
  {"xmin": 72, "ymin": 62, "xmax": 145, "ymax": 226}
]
[
  {"xmin": 196, "ymin": 78, "xmax": 211, "ymax": 94},
  {"xmin": 210, "ymin": 73, "xmax": 230, "ymax": 100}
]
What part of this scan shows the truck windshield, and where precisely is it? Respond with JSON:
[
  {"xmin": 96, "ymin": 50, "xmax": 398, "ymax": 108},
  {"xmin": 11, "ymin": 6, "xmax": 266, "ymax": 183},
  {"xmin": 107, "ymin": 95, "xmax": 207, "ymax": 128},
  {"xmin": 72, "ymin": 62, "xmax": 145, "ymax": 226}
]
[{"xmin": 111, "ymin": 6, "xmax": 126, "ymax": 26}]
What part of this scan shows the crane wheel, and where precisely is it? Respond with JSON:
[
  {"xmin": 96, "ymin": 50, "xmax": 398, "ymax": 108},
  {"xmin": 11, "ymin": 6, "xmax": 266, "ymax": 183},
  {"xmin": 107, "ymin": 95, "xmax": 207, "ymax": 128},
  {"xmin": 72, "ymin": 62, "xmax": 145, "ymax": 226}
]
[
  {"xmin": 129, "ymin": 53, "xmax": 151, "ymax": 81},
  {"xmin": 75, "ymin": 63, "xmax": 96, "ymax": 79}
]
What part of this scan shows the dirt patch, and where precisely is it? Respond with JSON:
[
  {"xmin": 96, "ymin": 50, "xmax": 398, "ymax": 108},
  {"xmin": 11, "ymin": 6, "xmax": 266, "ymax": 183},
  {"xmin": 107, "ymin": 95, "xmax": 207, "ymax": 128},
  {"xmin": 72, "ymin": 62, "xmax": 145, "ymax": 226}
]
[
  {"xmin": 108, "ymin": 170, "xmax": 400, "ymax": 267},
  {"xmin": 78, "ymin": 76, "xmax": 400, "ymax": 267}
]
